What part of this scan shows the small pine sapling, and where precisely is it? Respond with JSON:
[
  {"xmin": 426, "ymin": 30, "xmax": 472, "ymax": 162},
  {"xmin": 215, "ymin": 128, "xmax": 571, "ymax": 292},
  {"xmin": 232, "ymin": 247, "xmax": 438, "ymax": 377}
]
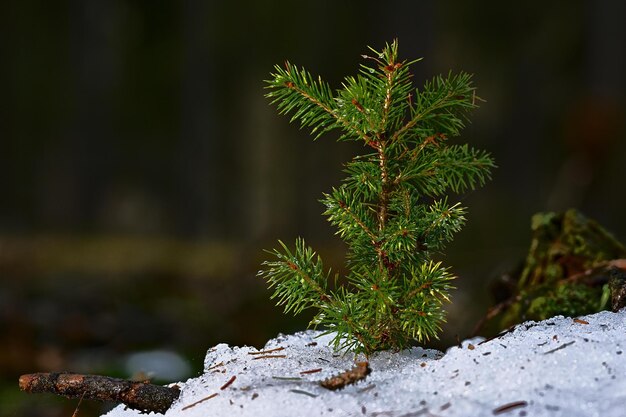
[{"xmin": 258, "ymin": 40, "xmax": 495, "ymax": 354}]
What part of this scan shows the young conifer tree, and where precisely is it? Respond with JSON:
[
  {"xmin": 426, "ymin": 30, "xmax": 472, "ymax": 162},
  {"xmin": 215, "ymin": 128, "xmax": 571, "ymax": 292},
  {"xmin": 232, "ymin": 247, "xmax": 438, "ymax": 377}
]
[{"xmin": 258, "ymin": 40, "xmax": 495, "ymax": 354}]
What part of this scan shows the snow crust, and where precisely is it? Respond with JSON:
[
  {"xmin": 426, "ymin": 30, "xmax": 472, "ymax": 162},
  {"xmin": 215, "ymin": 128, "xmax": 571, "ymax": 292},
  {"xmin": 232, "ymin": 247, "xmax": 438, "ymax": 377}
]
[{"xmin": 104, "ymin": 310, "xmax": 626, "ymax": 417}]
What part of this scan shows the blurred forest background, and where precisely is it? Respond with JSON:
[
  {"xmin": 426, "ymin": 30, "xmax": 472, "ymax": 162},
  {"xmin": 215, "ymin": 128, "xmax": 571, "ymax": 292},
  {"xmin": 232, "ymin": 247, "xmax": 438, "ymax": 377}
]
[{"xmin": 1, "ymin": 1, "xmax": 625, "ymax": 416}]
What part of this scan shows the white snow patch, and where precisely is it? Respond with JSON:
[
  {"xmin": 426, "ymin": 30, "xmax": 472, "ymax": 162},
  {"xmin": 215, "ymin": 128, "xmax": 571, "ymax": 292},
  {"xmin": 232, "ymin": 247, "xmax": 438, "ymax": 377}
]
[{"xmin": 104, "ymin": 310, "xmax": 626, "ymax": 417}]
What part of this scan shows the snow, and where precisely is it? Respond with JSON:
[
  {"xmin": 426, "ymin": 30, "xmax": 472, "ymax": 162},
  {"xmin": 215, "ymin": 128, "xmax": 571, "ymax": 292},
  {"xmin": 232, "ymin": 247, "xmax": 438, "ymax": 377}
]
[{"xmin": 104, "ymin": 310, "xmax": 626, "ymax": 417}]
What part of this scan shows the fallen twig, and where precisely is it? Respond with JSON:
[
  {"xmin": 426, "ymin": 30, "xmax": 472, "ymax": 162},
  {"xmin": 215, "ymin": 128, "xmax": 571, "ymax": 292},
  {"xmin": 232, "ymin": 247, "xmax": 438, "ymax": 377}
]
[
  {"xmin": 220, "ymin": 376, "xmax": 236, "ymax": 390},
  {"xmin": 19, "ymin": 372, "xmax": 180, "ymax": 414},
  {"xmin": 207, "ymin": 361, "xmax": 224, "ymax": 371},
  {"xmin": 357, "ymin": 384, "xmax": 376, "ymax": 393},
  {"xmin": 543, "ymin": 340, "xmax": 575, "ymax": 355},
  {"xmin": 492, "ymin": 400, "xmax": 527, "ymax": 414},
  {"xmin": 478, "ymin": 325, "xmax": 518, "ymax": 346},
  {"xmin": 251, "ymin": 354, "xmax": 287, "ymax": 360},
  {"xmin": 289, "ymin": 389, "xmax": 318, "ymax": 398},
  {"xmin": 181, "ymin": 393, "xmax": 218, "ymax": 410},
  {"xmin": 320, "ymin": 362, "xmax": 371, "ymax": 390},
  {"xmin": 248, "ymin": 347, "xmax": 285, "ymax": 355},
  {"xmin": 300, "ymin": 368, "xmax": 322, "ymax": 375},
  {"xmin": 71, "ymin": 392, "xmax": 86, "ymax": 417},
  {"xmin": 271, "ymin": 376, "xmax": 302, "ymax": 381}
]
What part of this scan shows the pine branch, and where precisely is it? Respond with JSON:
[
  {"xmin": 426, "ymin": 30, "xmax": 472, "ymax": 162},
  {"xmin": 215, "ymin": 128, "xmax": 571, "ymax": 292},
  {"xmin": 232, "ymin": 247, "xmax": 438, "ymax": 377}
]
[
  {"xmin": 342, "ymin": 157, "xmax": 383, "ymax": 202},
  {"xmin": 258, "ymin": 239, "xmax": 332, "ymax": 315},
  {"xmin": 267, "ymin": 62, "xmax": 372, "ymax": 142},
  {"xmin": 260, "ymin": 40, "xmax": 494, "ymax": 354},
  {"xmin": 392, "ymin": 72, "xmax": 477, "ymax": 143},
  {"xmin": 398, "ymin": 262, "xmax": 454, "ymax": 341},
  {"xmin": 434, "ymin": 145, "xmax": 495, "ymax": 193},
  {"xmin": 419, "ymin": 200, "xmax": 467, "ymax": 251}
]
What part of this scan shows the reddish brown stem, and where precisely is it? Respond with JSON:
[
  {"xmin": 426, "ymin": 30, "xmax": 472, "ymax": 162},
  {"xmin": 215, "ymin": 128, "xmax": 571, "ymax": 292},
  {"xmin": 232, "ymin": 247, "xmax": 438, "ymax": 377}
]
[
  {"xmin": 19, "ymin": 372, "xmax": 180, "ymax": 414},
  {"xmin": 378, "ymin": 144, "xmax": 389, "ymax": 233}
]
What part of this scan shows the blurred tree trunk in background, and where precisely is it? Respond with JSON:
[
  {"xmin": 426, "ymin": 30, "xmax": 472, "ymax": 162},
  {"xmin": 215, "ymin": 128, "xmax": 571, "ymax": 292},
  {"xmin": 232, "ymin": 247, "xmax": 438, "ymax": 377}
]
[
  {"xmin": 41, "ymin": 0, "xmax": 120, "ymax": 230},
  {"xmin": 548, "ymin": 0, "xmax": 626, "ymax": 214},
  {"xmin": 178, "ymin": 0, "xmax": 218, "ymax": 236},
  {"xmin": 588, "ymin": 0, "xmax": 626, "ymax": 99}
]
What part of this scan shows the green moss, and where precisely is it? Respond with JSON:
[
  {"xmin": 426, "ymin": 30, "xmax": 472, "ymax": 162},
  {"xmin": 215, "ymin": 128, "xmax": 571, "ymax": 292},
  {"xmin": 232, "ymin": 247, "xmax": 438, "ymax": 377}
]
[{"xmin": 494, "ymin": 209, "xmax": 626, "ymax": 330}]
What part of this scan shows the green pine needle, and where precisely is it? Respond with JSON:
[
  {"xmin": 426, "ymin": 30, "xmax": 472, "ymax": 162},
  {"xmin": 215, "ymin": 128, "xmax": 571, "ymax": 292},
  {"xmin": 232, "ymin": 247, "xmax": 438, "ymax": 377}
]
[{"xmin": 258, "ymin": 40, "xmax": 495, "ymax": 355}]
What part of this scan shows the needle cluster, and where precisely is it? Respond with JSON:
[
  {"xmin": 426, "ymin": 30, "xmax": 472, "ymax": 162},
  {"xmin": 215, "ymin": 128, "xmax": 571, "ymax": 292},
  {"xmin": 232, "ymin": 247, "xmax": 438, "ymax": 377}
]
[{"xmin": 258, "ymin": 40, "xmax": 495, "ymax": 354}]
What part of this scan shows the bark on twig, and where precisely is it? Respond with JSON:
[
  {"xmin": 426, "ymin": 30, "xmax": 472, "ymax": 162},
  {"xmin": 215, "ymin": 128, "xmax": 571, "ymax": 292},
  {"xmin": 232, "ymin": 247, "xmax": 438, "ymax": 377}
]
[
  {"xmin": 320, "ymin": 362, "xmax": 371, "ymax": 390},
  {"xmin": 19, "ymin": 372, "xmax": 180, "ymax": 414}
]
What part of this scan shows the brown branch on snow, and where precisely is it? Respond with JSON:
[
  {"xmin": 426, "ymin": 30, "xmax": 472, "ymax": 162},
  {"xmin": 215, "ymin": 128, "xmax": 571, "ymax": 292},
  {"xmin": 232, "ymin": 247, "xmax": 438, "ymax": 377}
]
[
  {"xmin": 19, "ymin": 372, "xmax": 180, "ymax": 414},
  {"xmin": 247, "ymin": 346, "xmax": 285, "ymax": 355},
  {"xmin": 181, "ymin": 393, "xmax": 219, "ymax": 411},
  {"xmin": 320, "ymin": 362, "xmax": 371, "ymax": 390},
  {"xmin": 492, "ymin": 400, "xmax": 527, "ymax": 415}
]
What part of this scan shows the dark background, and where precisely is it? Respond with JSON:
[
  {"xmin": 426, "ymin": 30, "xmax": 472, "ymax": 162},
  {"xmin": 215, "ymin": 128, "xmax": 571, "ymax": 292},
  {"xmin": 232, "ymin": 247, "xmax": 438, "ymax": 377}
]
[{"xmin": 1, "ymin": 1, "xmax": 625, "ymax": 416}]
